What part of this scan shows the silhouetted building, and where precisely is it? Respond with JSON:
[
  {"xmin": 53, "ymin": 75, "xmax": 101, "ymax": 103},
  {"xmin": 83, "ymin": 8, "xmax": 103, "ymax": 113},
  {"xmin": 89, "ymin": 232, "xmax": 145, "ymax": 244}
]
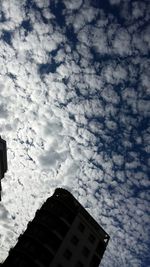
[
  {"xmin": 2, "ymin": 188, "xmax": 110, "ymax": 267},
  {"xmin": 0, "ymin": 137, "xmax": 7, "ymax": 201}
]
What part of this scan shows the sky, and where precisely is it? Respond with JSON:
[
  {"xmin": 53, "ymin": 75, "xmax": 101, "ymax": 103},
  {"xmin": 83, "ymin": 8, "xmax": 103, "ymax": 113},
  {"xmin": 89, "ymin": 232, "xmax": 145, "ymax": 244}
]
[{"xmin": 0, "ymin": 0, "xmax": 149, "ymax": 266}]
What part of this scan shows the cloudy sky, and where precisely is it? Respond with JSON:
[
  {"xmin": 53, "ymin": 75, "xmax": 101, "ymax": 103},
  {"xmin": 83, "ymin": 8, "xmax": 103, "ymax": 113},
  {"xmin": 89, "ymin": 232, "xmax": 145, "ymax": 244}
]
[{"xmin": 0, "ymin": 0, "xmax": 149, "ymax": 266}]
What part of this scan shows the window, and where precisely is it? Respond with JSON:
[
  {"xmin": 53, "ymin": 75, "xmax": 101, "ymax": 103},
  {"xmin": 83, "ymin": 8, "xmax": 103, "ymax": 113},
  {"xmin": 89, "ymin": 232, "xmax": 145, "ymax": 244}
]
[
  {"xmin": 75, "ymin": 261, "xmax": 84, "ymax": 267},
  {"xmin": 90, "ymin": 254, "xmax": 100, "ymax": 267},
  {"xmin": 56, "ymin": 220, "xmax": 69, "ymax": 237},
  {"xmin": 96, "ymin": 239, "xmax": 105, "ymax": 256},
  {"xmin": 38, "ymin": 245, "xmax": 53, "ymax": 265},
  {"xmin": 63, "ymin": 249, "xmax": 72, "ymax": 260},
  {"xmin": 19, "ymin": 262, "xmax": 29, "ymax": 267},
  {"xmin": 14, "ymin": 258, "xmax": 29, "ymax": 267},
  {"xmin": 78, "ymin": 222, "xmax": 85, "ymax": 232},
  {"xmin": 71, "ymin": 235, "xmax": 79, "ymax": 245},
  {"xmin": 88, "ymin": 233, "xmax": 95, "ymax": 243},
  {"xmin": 82, "ymin": 246, "xmax": 90, "ymax": 257}
]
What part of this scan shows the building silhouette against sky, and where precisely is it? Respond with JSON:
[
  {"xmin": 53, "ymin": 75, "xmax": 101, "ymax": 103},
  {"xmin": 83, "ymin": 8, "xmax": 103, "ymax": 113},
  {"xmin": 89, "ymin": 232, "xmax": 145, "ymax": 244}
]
[
  {"xmin": 2, "ymin": 188, "xmax": 109, "ymax": 267},
  {"xmin": 0, "ymin": 137, "xmax": 7, "ymax": 201}
]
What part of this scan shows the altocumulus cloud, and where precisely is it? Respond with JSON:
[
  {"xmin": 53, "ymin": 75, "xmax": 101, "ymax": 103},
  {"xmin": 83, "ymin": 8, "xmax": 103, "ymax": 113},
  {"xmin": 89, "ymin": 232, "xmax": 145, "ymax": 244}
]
[{"xmin": 0, "ymin": 0, "xmax": 150, "ymax": 266}]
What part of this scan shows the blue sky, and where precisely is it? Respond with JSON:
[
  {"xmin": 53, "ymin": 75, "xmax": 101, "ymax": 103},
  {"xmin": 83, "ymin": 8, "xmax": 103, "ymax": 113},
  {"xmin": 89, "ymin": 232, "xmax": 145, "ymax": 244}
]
[{"xmin": 0, "ymin": 0, "xmax": 149, "ymax": 266}]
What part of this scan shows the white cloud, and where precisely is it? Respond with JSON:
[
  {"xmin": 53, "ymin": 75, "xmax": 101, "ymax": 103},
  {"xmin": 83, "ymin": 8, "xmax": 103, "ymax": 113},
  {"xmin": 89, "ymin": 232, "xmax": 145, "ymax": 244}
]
[
  {"xmin": 112, "ymin": 28, "xmax": 131, "ymax": 56},
  {"xmin": 64, "ymin": 0, "xmax": 83, "ymax": 10},
  {"xmin": 109, "ymin": 0, "xmax": 121, "ymax": 5},
  {"xmin": 0, "ymin": 1, "xmax": 149, "ymax": 266},
  {"xmin": 101, "ymin": 85, "xmax": 120, "ymax": 104},
  {"xmin": 131, "ymin": 1, "xmax": 146, "ymax": 20},
  {"xmin": 138, "ymin": 100, "xmax": 150, "ymax": 117},
  {"xmin": 65, "ymin": 2, "xmax": 98, "ymax": 32},
  {"xmin": 1, "ymin": 0, "xmax": 26, "ymax": 26},
  {"xmin": 34, "ymin": 0, "xmax": 49, "ymax": 8}
]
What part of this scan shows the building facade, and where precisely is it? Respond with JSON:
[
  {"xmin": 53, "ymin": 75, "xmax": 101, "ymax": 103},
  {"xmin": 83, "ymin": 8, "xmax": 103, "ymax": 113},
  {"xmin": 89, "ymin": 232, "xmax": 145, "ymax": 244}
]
[
  {"xmin": 0, "ymin": 137, "xmax": 7, "ymax": 201},
  {"xmin": 2, "ymin": 188, "xmax": 109, "ymax": 267}
]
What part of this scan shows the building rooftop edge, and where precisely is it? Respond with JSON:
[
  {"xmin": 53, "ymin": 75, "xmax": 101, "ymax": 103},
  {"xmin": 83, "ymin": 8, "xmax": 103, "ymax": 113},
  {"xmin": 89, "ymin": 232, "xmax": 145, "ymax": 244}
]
[{"xmin": 54, "ymin": 187, "xmax": 110, "ymax": 242}]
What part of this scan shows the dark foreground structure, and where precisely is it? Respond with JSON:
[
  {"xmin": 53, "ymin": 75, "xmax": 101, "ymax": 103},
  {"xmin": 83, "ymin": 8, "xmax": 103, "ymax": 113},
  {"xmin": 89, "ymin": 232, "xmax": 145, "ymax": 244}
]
[
  {"xmin": 0, "ymin": 137, "xmax": 7, "ymax": 201},
  {"xmin": 2, "ymin": 188, "xmax": 109, "ymax": 267}
]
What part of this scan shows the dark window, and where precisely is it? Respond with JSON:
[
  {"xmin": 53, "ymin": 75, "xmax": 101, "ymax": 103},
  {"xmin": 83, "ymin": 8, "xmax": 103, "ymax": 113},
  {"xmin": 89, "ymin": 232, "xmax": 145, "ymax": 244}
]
[
  {"xmin": 78, "ymin": 222, "xmax": 85, "ymax": 232},
  {"xmin": 75, "ymin": 261, "xmax": 84, "ymax": 267},
  {"xmin": 71, "ymin": 235, "xmax": 79, "ymax": 245},
  {"xmin": 96, "ymin": 240, "xmax": 105, "ymax": 257},
  {"xmin": 26, "ymin": 224, "xmax": 61, "ymax": 252},
  {"xmin": 60, "ymin": 210, "xmax": 75, "ymax": 224},
  {"xmin": 34, "ymin": 212, "xmax": 69, "ymax": 237},
  {"xmin": 42, "ymin": 198, "xmax": 75, "ymax": 224},
  {"xmin": 88, "ymin": 233, "xmax": 95, "ymax": 243},
  {"xmin": 63, "ymin": 249, "xmax": 72, "ymax": 260},
  {"xmin": 9, "ymin": 250, "xmax": 37, "ymax": 267},
  {"xmin": 90, "ymin": 254, "xmax": 100, "ymax": 267},
  {"xmin": 57, "ymin": 264, "xmax": 63, "ymax": 267},
  {"xmin": 19, "ymin": 262, "xmax": 29, "ymax": 267},
  {"xmin": 56, "ymin": 220, "xmax": 69, "ymax": 237},
  {"xmin": 48, "ymin": 232, "xmax": 61, "ymax": 251},
  {"xmin": 39, "ymin": 249, "xmax": 53, "ymax": 266},
  {"xmin": 17, "ymin": 235, "xmax": 53, "ymax": 264},
  {"xmin": 82, "ymin": 246, "xmax": 90, "ymax": 257},
  {"xmin": 13, "ymin": 258, "xmax": 29, "ymax": 267}
]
